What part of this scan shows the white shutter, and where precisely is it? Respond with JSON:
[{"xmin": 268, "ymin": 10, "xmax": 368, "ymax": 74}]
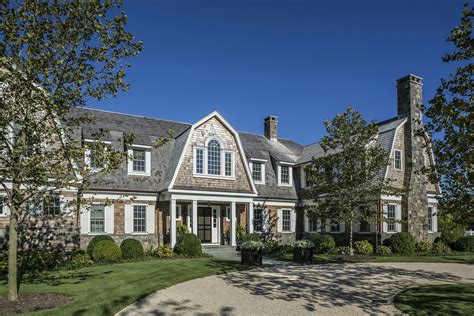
[
  {"xmin": 325, "ymin": 219, "xmax": 331, "ymax": 233},
  {"xmin": 433, "ymin": 208, "xmax": 438, "ymax": 232},
  {"xmin": 395, "ymin": 205, "xmax": 402, "ymax": 232},
  {"xmin": 382, "ymin": 204, "xmax": 388, "ymax": 233},
  {"xmin": 124, "ymin": 204, "xmax": 132, "ymax": 234},
  {"xmin": 145, "ymin": 151, "xmax": 151, "ymax": 175},
  {"xmin": 370, "ymin": 219, "xmax": 377, "ymax": 233},
  {"xmin": 291, "ymin": 209, "xmax": 296, "ymax": 232},
  {"xmin": 339, "ymin": 222, "xmax": 346, "ymax": 233},
  {"xmin": 105, "ymin": 204, "xmax": 115, "ymax": 234},
  {"xmin": 187, "ymin": 205, "xmax": 192, "ymax": 230},
  {"xmin": 146, "ymin": 205, "xmax": 155, "ymax": 233},
  {"xmin": 354, "ymin": 222, "xmax": 360, "ymax": 233},
  {"xmin": 262, "ymin": 208, "xmax": 269, "ymax": 232},
  {"xmin": 127, "ymin": 149, "xmax": 133, "ymax": 174},
  {"xmin": 80, "ymin": 206, "xmax": 90, "ymax": 234},
  {"xmin": 304, "ymin": 212, "xmax": 309, "ymax": 232},
  {"xmin": 277, "ymin": 209, "xmax": 282, "ymax": 232},
  {"xmin": 61, "ymin": 196, "xmax": 74, "ymax": 215}
]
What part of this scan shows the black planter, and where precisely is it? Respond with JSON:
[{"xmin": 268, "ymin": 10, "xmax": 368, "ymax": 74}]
[
  {"xmin": 293, "ymin": 248, "xmax": 314, "ymax": 263},
  {"xmin": 241, "ymin": 249, "xmax": 263, "ymax": 265}
]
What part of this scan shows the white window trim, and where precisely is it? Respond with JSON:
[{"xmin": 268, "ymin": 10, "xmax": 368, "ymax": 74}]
[
  {"xmin": 277, "ymin": 164, "xmax": 293, "ymax": 186},
  {"xmin": 127, "ymin": 145, "xmax": 152, "ymax": 176},
  {"xmin": 176, "ymin": 204, "xmax": 182, "ymax": 221},
  {"xmin": 192, "ymin": 139, "xmax": 236, "ymax": 180},
  {"xmin": 249, "ymin": 161, "xmax": 265, "ymax": 185},
  {"xmin": 0, "ymin": 194, "xmax": 9, "ymax": 217},
  {"xmin": 131, "ymin": 203, "xmax": 148, "ymax": 234},
  {"xmin": 278, "ymin": 208, "xmax": 295, "ymax": 233},
  {"xmin": 428, "ymin": 206, "xmax": 438, "ymax": 233},
  {"xmin": 384, "ymin": 203, "xmax": 402, "ymax": 233},
  {"xmin": 394, "ymin": 149, "xmax": 403, "ymax": 171},
  {"xmin": 84, "ymin": 139, "xmax": 111, "ymax": 172}
]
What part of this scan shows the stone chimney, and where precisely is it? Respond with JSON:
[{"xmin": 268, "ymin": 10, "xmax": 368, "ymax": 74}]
[
  {"xmin": 264, "ymin": 116, "xmax": 278, "ymax": 141},
  {"xmin": 396, "ymin": 74, "xmax": 428, "ymax": 242}
]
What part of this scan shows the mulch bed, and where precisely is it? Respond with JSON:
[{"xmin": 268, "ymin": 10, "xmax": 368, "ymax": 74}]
[{"xmin": 0, "ymin": 292, "xmax": 71, "ymax": 315}]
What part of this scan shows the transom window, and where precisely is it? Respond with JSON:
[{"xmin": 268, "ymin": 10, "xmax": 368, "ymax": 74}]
[
  {"xmin": 43, "ymin": 195, "xmax": 61, "ymax": 216},
  {"xmin": 133, "ymin": 205, "xmax": 147, "ymax": 232},
  {"xmin": 280, "ymin": 166, "xmax": 290, "ymax": 184},
  {"xmin": 282, "ymin": 209, "xmax": 291, "ymax": 232},
  {"xmin": 252, "ymin": 162, "xmax": 262, "ymax": 182},
  {"xmin": 387, "ymin": 204, "xmax": 396, "ymax": 232},
  {"xmin": 90, "ymin": 205, "xmax": 105, "ymax": 233},
  {"xmin": 254, "ymin": 208, "xmax": 263, "ymax": 232},
  {"xmin": 133, "ymin": 149, "xmax": 146, "ymax": 172},
  {"xmin": 394, "ymin": 150, "xmax": 402, "ymax": 170},
  {"xmin": 428, "ymin": 207, "xmax": 433, "ymax": 231},
  {"xmin": 207, "ymin": 140, "xmax": 221, "ymax": 175}
]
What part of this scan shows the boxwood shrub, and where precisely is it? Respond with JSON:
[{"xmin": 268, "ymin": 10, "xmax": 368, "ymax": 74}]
[
  {"xmin": 385, "ymin": 232, "xmax": 416, "ymax": 255},
  {"xmin": 120, "ymin": 239, "xmax": 144, "ymax": 260},
  {"xmin": 375, "ymin": 245, "xmax": 392, "ymax": 256},
  {"xmin": 175, "ymin": 233, "xmax": 202, "ymax": 257},
  {"xmin": 92, "ymin": 240, "xmax": 122, "ymax": 263},
  {"xmin": 431, "ymin": 241, "xmax": 451, "ymax": 255},
  {"xmin": 68, "ymin": 249, "xmax": 91, "ymax": 269},
  {"xmin": 455, "ymin": 236, "xmax": 474, "ymax": 252},
  {"xmin": 354, "ymin": 240, "xmax": 373, "ymax": 255},
  {"xmin": 87, "ymin": 235, "xmax": 114, "ymax": 257},
  {"xmin": 310, "ymin": 234, "xmax": 336, "ymax": 254}
]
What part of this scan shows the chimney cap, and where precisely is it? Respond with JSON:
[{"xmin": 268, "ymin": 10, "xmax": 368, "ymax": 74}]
[
  {"xmin": 264, "ymin": 115, "xmax": 278, "ymax": 122},
  {"xmin": 397, "ymin": 74, "xmax": 423, "ymax": 85}
]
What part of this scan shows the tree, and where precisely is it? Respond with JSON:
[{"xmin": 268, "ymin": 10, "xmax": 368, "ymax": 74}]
[
  {"xmin": 422, "ymin": 3, "xmax": 473, "ymax": 224},
  {"xmin": 305, "ymin": 108, "xmax": 397, "ymax": 255},
  {"xmin": 0, "ymin": 0, "xmax": 142, "ymax": 301}
]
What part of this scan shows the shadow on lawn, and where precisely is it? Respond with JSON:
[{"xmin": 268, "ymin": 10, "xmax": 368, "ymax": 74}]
[{"xmin": 218, "ymin": 264, "xmax": 465, "ymax": 315}]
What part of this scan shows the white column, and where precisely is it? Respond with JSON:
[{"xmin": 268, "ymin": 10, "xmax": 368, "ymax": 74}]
[
  {"xmin": 248, "ymin": 202, "xmax": 254, "ymax": 233},
  {"xmin": 170, "ymin": 199, "xmax": 177, "ymax": 247},
  {"xmin": 192, "ymin": 199, "xmax": 198, "ymax": 235},
  {"xmin": 230, "ymin": 201, "xmax": 236, "ymax": 247}
]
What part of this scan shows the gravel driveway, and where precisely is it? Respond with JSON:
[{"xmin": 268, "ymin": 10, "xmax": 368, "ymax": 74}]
[{"xmin": 117, "ymin": 262, "xmax": 474, "ymax": 315}]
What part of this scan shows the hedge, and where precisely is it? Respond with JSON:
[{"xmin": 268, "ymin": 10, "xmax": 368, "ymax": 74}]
[
  {"xmin": 175, "ymin": 233, "xmax": 202, "ymax": 257},
  {"xmin": 120, "ymin": 239, "xmax": 144, "ymax": 260}
]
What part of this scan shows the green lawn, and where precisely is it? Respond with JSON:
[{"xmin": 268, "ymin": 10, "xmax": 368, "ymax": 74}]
[
  {"xmin": 0, "ymin": 258, "xmax": 241, "ymax": 315},
  {"xmin": 266, "ymin": 253, "xmax": 474, "ymax": 264},
  {"xmin": 394, "ymin": 284, "xmax": 474, "ymax": 315}
]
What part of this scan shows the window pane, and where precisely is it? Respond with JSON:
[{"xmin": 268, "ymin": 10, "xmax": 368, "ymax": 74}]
[
  {"xmin": 252, "ymin": 163, "xmax": 262, "ymax": 181},
  {"xmin": 133, "ymin": 149, "xmax": 146, "ymax": 172},
  {"xmin": 43, "ymin": 195, "xmax": 61, "ymax": 215},
  {"xmin": 225, "ymin": 152, "xmax": 232, "ymax": 176},
  {"xmin": 394, "ymin": 151, "xmax": 402, "ymax": 170},
  {"xmin": 254, "ymin": 208, "xmax": 263, "ymax": 232},
  {"xmin": 387, "ymin": 205, "xmax": 396, "ymax": 232},
  {"xmin": 90, "ymin": 205, "xmax": 105, "ymax": 233},
  {"xmin": 428, "ymin": 207, "xmax": 433, "ymax": 231},
  {"xmin": 196, "ymin": 149, "xmax": 204, "ymax": 174},
  {"xmin": 309, "ymin": 218, "xmax": 318, "ymax": 232},
  {"xmin": 330, "ymin": 220, "xmax": 340, "ymax": 232},
  {"xmin": 360, "ymin": 220, "xmax": 370, "ymax": 232},
  {"xmin": 133, "ymin": 205, "xmax": 147, "ymax": 232},
  {"xmin": 207, "ymin": 140, "xmax": 221, "ymax": 175},
  {"xmin": 282, "ymin": 209, "xmax": 291, "ymax": 231},
  {"xmin": 0, "ymin": 196, "xmax": 3, "ymax": 215},
  {"xmin": 280, "ymin": 166, "xmax": 290, "ymax": 184}
]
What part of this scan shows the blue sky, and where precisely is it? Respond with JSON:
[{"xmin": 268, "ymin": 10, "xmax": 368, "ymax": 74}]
[{"xmin": 90, "ymin": 0, "xmax": 465, "ymax": 145}]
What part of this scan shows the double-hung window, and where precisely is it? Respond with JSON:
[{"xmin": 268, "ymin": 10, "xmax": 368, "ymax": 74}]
[
  {"xmin": 133, "ymin": 149, "xmax": 146, "ymax": 172},
  {"xmin": 252, "ymin": 163, "xmax": 262, "ymax": 182},
  {"xmin": 387, "ymin": 204, "xmax": 396, "ymax": 232},
  {"xmin": 309, "ymin": 218, "xmax": 318, "ymax": 232},
  {"xmin": 43, "ymin": 195, "xmax": 61, "ymax": 216},
  {"xmin": 224, "ymin": 152, "xmax": 233, "ymax": 176},
  {"xmin": 133, "ymin": 205, "xmax": 147, "ymax": 233},
  {"xmin": 428, "ymin": 206, "xmax": 433, "ymax": 231},
  {"xmin": 282, "ymin": 209, "xmax": 291, "ymax": 232},
  {"xmin": 254, "ymin": 208, "xmax": 263, "ymax": 232},
  {"xmin": 195, "ymin": 149, "xmax": 204, "ymax": 174},
  {"xmin": 280, "ymin": 166, "xmax": 290, "ymax": 184},
  {"xmin": 90, "ymin": 205, "xmax": 105, "ymax": 233},
  {"xmin": 359, "ymin": 220, "xmax": 370, "ymax": 232},
  {"xmin": 394, "ymin": 150, "xmax": 402, "ymax": 170},
  {"xmin": 330, "ymin": 220, "xmax": 340, "ymax": 232}
]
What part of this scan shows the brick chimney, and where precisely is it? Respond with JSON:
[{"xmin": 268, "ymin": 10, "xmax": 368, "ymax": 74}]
[
  {"xmin": 264, "ymin": 116, "xmax": 278, "ymax": 141},
  {"xmin": 396, "ymin": 74, "xmax": 428, "ymax": 242}
]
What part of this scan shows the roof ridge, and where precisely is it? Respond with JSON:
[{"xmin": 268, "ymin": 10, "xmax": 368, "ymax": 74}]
[{"xmin": 76, "ymin": 107, "xmax": 192, "ymax": 126}]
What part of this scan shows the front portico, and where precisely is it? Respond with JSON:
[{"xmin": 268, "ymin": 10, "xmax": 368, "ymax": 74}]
[{"xmin": 166, "ymin": 190, "xmax": 255, "ymax": 247}]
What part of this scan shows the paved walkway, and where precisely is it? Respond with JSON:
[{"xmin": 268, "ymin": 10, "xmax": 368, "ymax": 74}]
[{"xmin": 117, "ymin": 262, "xmax": 474, "ymax": 315}]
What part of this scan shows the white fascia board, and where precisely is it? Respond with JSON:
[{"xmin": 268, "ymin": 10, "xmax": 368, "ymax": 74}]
[
  {"xmin": 253, "ymin": 200, "xmax": 297, "ymax": 207},
  {"xmin": 170, "ymin": 193, "xmax": 254, "ymax": 204},
  {"xmin": 129, "ymin": 144, "xmax": 152, "ymax": 149},
  {"xmin": 249, "ymin": 158, "xmax": 268, "ymax": 162},
  {"xmin": 84, "ymin": 139, "xmax": 112, "ymax": 145},
  {"xmin": 381, "ymin": 194, "xmax": 402, "ymax": 201},
  {"xmin": 168, "ymin": 188, "xmax": 257, "ymax": 198},
  {"xmin": 279, "ymin": 161, "xmax": 296, "ymax": 166},
  {"xmin": 384, "ymin": 118, "xmax": 407, "ymax": 180},
  {"xmin": 82, "ymin": 192, "xmax": 158, "ymax": 201}
]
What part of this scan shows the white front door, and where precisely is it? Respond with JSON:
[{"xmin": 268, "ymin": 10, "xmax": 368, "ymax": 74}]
[{"xmin": 211, "ymin": 205, "xmax": 220, "ymax": 243}]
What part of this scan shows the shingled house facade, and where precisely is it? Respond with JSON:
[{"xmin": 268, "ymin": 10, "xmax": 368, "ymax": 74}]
[{"xmin": 0, "ymin": 74, "xmax": 440, "ymax": 249}]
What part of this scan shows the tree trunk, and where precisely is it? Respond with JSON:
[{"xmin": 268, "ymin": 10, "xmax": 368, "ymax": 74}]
[{"xmin": 7, "ymin": 183, "xmax": 20, "ymax": 301}]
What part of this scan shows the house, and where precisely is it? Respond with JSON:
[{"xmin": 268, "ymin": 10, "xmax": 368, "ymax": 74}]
[{"xmin": 0, "ymin": 74, "xmax": 440, "ymax": 250}]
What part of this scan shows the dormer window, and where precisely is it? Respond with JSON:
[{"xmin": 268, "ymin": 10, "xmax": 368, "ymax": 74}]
[
  {"xmin": 394, "ymin": 149, "xmax": 402, "ymax": 170},
  {"xmin": 193, "ymin": 137, "xmax": 235, "ymax": 179},
  {"xmin": 84, "ymin": 140, "xmax": 111, "ymax": 170},
  {"xmin": 127, "ymin": 145, "xmax": 151, "ymax": 176},
  {"xmin": 249, "ymin": 159, "xmax": 266, "ymax": 184},
  {"xmin": 278, "ymin": 163, "xmax": 293, "ymax": 186}
]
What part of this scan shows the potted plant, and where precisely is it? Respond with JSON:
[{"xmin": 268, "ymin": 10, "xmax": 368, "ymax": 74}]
[
  {"xmin": 293, "ymin": 239, "xmax": 314, "ymax": 263},
  {"xmin": 241, "ymin": 241, "xmax": 264, "ymax": 265}
]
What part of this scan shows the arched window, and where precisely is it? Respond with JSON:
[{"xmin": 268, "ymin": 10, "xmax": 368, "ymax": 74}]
[{"xmin": 207, "ymin": 139, "xmax": 221, "ymax": 175}]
